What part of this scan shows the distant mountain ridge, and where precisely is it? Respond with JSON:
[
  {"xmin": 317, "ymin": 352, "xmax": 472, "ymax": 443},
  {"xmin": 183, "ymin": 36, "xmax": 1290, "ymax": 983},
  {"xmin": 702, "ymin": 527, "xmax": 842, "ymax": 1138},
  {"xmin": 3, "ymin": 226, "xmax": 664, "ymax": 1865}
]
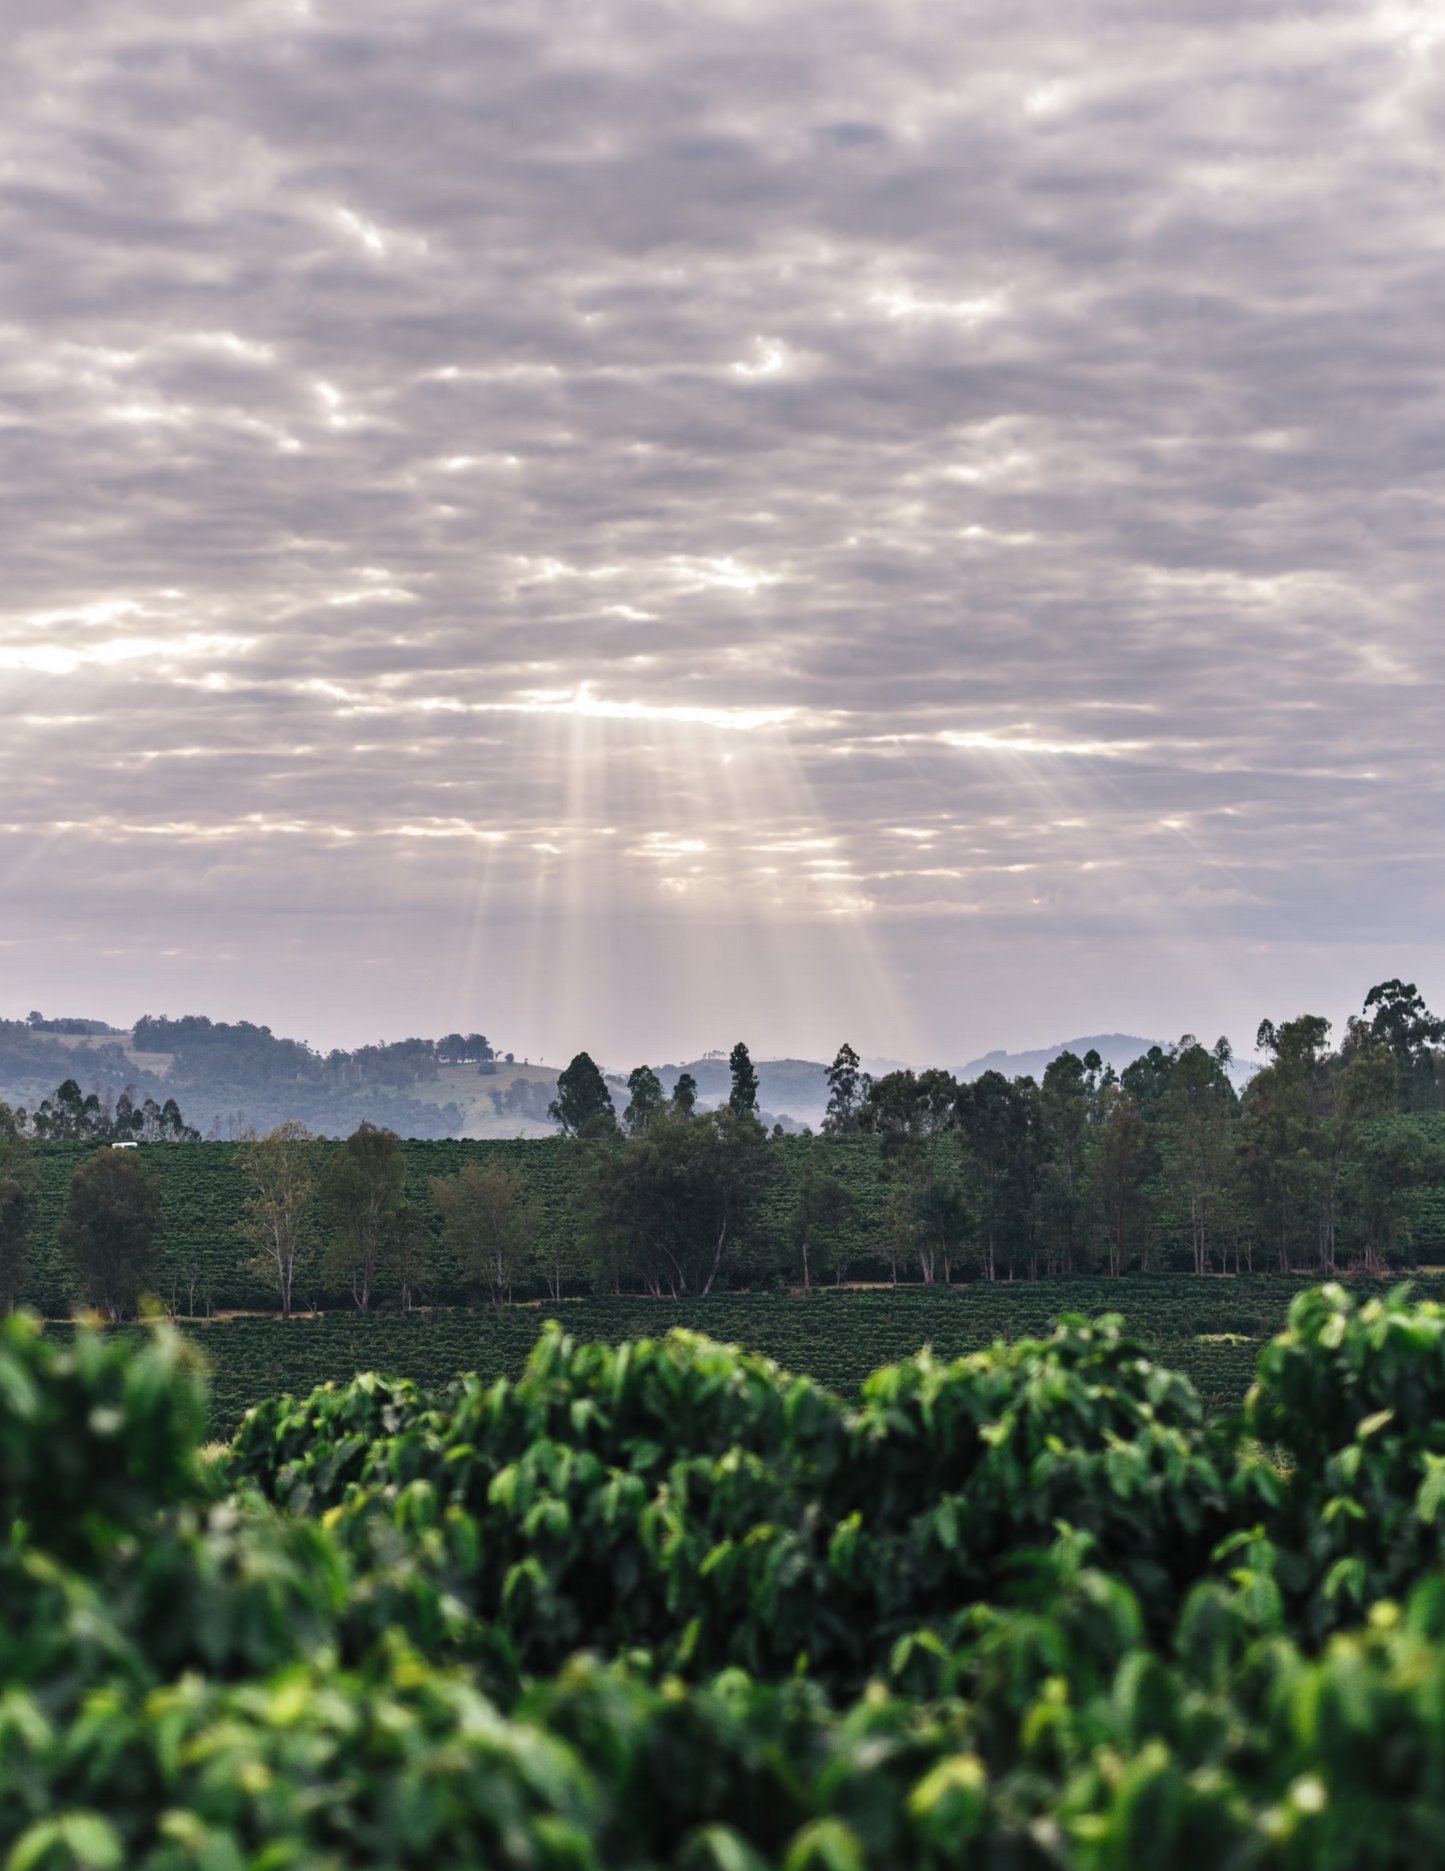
[
  {"xmin": 1, "ymin": 1011, "xmax": 1255, "ymax": 1140},
  {"xmin": 960, "ymin": 1034, "xmax": 1162, "ymax": 1083}
]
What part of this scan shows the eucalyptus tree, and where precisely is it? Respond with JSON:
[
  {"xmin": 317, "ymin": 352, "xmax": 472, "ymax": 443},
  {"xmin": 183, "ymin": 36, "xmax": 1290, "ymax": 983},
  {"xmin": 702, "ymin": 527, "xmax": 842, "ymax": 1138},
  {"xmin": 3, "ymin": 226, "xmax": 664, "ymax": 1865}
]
[
  {"xmin": 1038, "ymin": 1052, "xmax": 1095, "ymax": 1274},
  {"xmin": 59, "ymin": 1147, "xmax": 164, "ymax": 1322},
  {"xmin": 1344, "ymin": 1119, "xmax": 1445, "ymax": 1274},
  {"xmin": 1239, "ymin": 1015, "xmax": 1396, "ymax": 1274},
  {"xmin": 1094, "ymin": 1085, "xmax": 1153, "ymax": 1277},
  {"xmin": 822, "ymin": 1043, "xmax": 868, "ymax": 1133},
  {"xmin": 110, "ymin": 1089, "xmax": 200, "ymax": 1142},
  {"xmin": 1236, "ymin": 1018, "xmax": 1327, "ymax": 1275},
  {"xmin": 787, "ymin": 1149, "xmax": 853, "ymax": 1290},
  {"xmin": 1159, "ymin": 1038, "xmax": 1237, "ymax": 1276},
  {"xmin": 728, "ymin": 1042, "xmax": 760, "ymax": 1118},
  {"xmin": 549, "ymin": 1053, "xmax": 617, "ymax": 1137},
  {"xmin": 320, "ymin": 1121, "xmax": 407, "ymax": 1311},
  {"xmin": 955, "ymin": 1071, "xmax": 1039, "ymax": 1281},
  {"xmin": 861, "ymin": 1068, "xmax": 964, "ymax": 1282},
  {"xmin": 32, "ymin": 1079, "xmax": 106, "ymax": 1140},
  {"xmin": 623, "ymin": 1065, "xmax": 665, "ymax": 1133},
  {"xmin": 1323, "ymin": 1021, "xmax": 1401, "ymax": 1266},
  {"xmin": 234, "ymin": 1120, "xmax": 317, "ymax": 1318},
  {"xmin": 0, "ymin": 1104, "xmax": 39, "ymax": 1311},
  {"xmin": 585, "ymin": 1103, "xmax": 778, "ymax": 1297},
  {"xmin": 432, "ymin": 1159, "xmax": 538, "ymax": 1306},
  {"xmin": 1363, "ymin": 979, "xmax": 1444, "ymax": 1112}
]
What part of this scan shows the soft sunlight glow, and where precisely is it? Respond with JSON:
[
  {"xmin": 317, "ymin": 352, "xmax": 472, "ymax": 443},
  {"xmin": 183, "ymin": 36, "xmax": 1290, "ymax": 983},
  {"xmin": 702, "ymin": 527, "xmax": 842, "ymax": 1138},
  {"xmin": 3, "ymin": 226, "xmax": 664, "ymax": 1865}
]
[
  {"xmin": 468, "ymin": 686, "xmax": 798, "ymax": 733},
  {"xmin": 664, "ymin": 556, "xmax": 784, "ymax": 594},
  {"xmin": 0, "ymin": 633, "xmax": 253, "ymax": 675},
  {"xmin": 4, "ymin": 0, "xmax": 1432, "ymax": 1067},
  {"xmin": 335, "ymin": 207, "xmax": 387, "ymax": 255},
  {"xmin": 937, "ymin": 729, "xmax": 1150, "ymax": 758},
  {"xmin": 871, "ymin": 286, "xmax": 1006, "ymax": 324},
  {"xmin": 732, "ymin": 338, "xmax": 788, "ymax": 377},
  {"xmin": 21, "ymin": 600, "xmax": 146, "ymax": 630}
]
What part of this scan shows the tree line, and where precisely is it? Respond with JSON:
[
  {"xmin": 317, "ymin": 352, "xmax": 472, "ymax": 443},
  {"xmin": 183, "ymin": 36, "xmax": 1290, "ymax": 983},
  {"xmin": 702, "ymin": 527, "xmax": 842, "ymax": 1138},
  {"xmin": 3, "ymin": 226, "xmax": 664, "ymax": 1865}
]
[
  {"xmin": 826, "ymin": 978, "xmax": 1445, "ymax": 1285},
  {"xmin": 11, "ymin": 1077, "xmax": 201, "ymax": 1143},
  {"xmin": 548, "ymin": 981, "xmax": 1445, "ymax": 1291},
  {"xmin": 129, "ymin": 1015, "xmax": 507, "ymax": 1087},
  {"xmin": 1, "ymin": 979, "xmax": 1440, "ymax": 1320},
  {"xmin": 0, "ymin": 1016, "xmax": 513, "ymax": 1144}
]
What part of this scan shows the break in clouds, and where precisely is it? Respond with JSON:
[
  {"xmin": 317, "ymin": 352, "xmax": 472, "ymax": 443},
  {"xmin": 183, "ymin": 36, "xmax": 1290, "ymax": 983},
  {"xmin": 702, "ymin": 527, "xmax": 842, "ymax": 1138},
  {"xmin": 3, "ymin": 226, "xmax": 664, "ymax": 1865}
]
[{"xmin": 2, "ymin": 0, "xmax": 1443, "ymax": 1064}]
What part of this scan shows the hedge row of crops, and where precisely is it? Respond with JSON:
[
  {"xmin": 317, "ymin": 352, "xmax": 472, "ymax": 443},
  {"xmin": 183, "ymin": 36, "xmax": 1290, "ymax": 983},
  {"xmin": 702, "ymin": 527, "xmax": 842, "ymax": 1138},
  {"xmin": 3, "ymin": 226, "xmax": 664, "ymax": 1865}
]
[
  {"xmin": 49, "ymin": 1275, "xmax": 1445, "ymax": 1435},
  {"xmin": 13, "ymin": 1286, "xmax": 1445, "ymax": 1867}
]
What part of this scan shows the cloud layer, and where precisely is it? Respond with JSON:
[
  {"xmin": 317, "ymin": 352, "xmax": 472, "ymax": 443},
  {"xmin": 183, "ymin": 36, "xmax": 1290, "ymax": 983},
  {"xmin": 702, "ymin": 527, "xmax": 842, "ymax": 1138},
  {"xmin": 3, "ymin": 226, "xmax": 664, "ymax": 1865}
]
[{"xmin": 3, "ymin": 0, "xmax": 1443, "ymax": 1063}]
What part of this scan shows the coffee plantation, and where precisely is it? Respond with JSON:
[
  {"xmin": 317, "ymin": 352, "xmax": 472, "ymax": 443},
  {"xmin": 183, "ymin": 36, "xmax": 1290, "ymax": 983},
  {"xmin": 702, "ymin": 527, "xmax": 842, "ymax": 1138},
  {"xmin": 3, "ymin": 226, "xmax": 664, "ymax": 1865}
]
[
  {"xmin": 10, "ymin": 1285, "xmax": 1445, "ymax": 1865},
  {"xmin": 20, "ymin": 1126, "xmax": 1445, "ymax": 1433},
  {"xmin": 45, "ymin": 1278, "xmax": 1422, "ymax": 1434},
  {"xmin": 81, "ymin": 1272, "xmax": 1445, "ymax": 1429},
  {"xmin": 19, "ymin": 1124, "xmax": 1445, "ymax": 1321},
  {"xmin": 22, "ymin": 1136, "xmax": 893, "ymax": 1315}
]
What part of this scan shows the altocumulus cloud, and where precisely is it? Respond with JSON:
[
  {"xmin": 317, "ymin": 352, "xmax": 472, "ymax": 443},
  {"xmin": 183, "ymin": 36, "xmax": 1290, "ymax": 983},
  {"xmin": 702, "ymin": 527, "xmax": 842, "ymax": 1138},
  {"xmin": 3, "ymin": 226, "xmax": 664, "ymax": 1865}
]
[{"xmin": 1, "ymin": 0, "xmax": 1443, "ymax": 1063}]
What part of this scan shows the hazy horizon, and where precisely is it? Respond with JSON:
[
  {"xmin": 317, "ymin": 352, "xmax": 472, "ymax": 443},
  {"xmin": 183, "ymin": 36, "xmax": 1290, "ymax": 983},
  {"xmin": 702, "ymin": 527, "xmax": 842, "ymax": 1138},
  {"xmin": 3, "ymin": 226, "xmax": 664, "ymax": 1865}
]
[
  {"xmin": 4, "ymin": 1, "xmax": 1442, "ymax": 1065},
  {"xmin": 0, "ymin": 1001, "xmax": 1232, "ymax": 1082}
]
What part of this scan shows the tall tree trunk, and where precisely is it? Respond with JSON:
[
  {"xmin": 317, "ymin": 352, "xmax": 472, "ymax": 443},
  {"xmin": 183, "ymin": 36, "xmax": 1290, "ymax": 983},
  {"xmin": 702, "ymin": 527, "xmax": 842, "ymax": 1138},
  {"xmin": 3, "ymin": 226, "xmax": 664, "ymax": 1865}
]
[{"xmin": 701, "ymin": 1215, "xmax": 728, "ymax": 1296}]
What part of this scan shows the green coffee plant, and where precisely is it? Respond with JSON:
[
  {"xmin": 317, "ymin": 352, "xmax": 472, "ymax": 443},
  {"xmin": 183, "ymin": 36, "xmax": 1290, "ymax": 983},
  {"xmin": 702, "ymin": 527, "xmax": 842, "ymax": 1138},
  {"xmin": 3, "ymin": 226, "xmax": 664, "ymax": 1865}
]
[
  {"xmin": 0, "ymin": 1309, "xmax": 208, "ymax": 1561},
  {"xmin": 230, "ymin": 1315, "xmax": 1257, "ymax": 1681},
  {"xmin": 1249, "ymin": 1281, "xmax": 1445, "ymax": 1635},
  {"xmin": 13, "ymin": 1301, "xmax": 1445, "ymax": 1870}
]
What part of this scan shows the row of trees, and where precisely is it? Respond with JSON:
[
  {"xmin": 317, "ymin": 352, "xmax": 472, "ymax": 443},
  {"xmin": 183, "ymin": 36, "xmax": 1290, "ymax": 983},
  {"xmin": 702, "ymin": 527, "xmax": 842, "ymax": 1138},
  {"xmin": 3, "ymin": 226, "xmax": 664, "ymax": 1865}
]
[
  {"xmin": 0, "ymin": 1113, "xmax": 538, "ymax": 1321},
  {"xmin": 0, "ymin": 1046, "xmax": 785, "ymax": 1317},
  {"xmin": 825, "ymin": 979, "xmax": 1445, "ymax": 1283},
  {"xmin": 537, "ymin": 985, "xmax": 1445, "ymax": 1291},
  {"xmin": 129, "ymin": 1015, "xmax": 509, "ymax": 1088},
  {"xmin": 1, "ymin": 1113, "xmax": 563, "ymax": 1321},
  {"xmin": 15, "ymin": 1078, "xmax": 200, "ymax": 1143},
  {"xmin": 3, "ymin": 982, "xmax": 1441, "ymax": 1317}
]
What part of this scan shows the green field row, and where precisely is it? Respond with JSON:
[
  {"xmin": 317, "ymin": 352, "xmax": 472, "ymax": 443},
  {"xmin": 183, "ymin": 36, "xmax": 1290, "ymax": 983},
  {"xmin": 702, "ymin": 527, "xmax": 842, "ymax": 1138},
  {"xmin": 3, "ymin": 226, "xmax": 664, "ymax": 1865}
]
[{"xmin": 65, "ymin": 1277, "xmax": 1434, "ymax": 1435}]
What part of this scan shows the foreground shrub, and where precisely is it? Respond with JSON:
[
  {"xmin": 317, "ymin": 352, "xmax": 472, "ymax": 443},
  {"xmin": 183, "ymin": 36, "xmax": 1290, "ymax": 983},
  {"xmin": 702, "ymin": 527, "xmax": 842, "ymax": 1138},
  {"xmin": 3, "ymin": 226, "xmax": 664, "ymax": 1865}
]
[
  {"xmin": 0, "ymin": 1308, "xmax": 207, "ymax": 1561},
  {"xmin": 1250, "ymin": 1282, "xmax": 1445, "ymax": 1636},
  {"xmin": 232, "ymin": 1315, "xmax": 1259, "ymax": 1683},
  {"xmin": 9, "ymin": 1297, "xmax": 1445, "ymax": 1865}
]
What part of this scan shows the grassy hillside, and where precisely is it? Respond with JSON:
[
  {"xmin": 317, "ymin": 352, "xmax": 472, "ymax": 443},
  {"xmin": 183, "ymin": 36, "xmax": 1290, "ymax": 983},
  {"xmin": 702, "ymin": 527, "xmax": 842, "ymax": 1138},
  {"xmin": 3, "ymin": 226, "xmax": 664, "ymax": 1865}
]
[{"xmin": 0, "ymin": 1023, "xmax": 557, "ymax": 1140}]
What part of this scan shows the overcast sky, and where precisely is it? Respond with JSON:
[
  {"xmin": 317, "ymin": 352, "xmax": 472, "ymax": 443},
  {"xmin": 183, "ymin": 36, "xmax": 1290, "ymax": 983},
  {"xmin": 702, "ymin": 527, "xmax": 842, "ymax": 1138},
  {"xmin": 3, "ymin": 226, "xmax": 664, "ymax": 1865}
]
[{"xmin": 3, "ymin": 0, "xmax": 1443, "ymax": 1067}]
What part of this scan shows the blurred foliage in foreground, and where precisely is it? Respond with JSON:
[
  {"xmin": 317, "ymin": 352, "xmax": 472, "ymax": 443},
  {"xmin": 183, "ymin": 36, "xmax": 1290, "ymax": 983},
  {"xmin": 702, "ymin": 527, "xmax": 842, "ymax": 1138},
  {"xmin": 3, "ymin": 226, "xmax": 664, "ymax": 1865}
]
[{"xmin": 11, "ymin": 1286, "xmax": 1445, "ymax": 1864}]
